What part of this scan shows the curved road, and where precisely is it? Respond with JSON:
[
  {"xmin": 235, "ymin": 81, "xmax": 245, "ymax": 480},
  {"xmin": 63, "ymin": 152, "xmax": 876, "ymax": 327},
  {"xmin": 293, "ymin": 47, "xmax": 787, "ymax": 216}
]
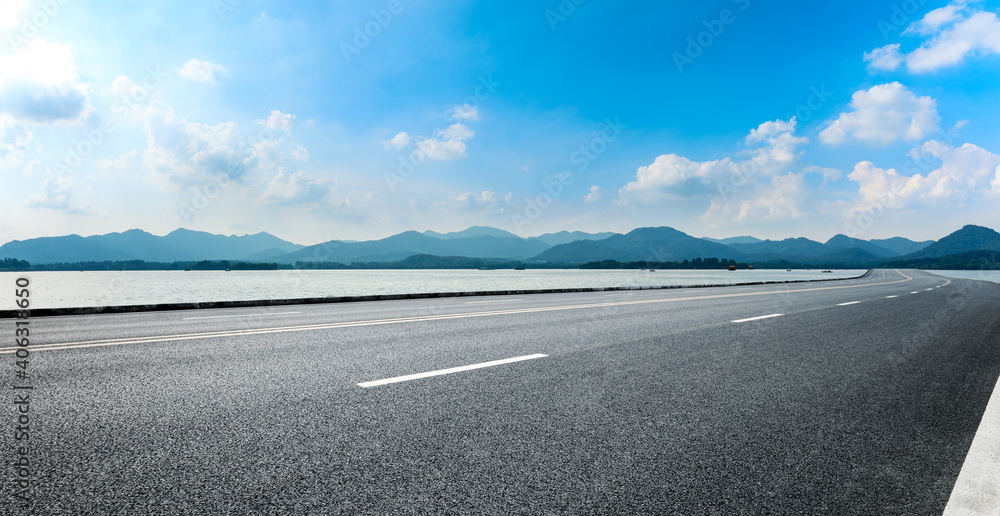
[{"xmin": 4, "ymin": 269, "xmax": 1000, "ymax": 514}]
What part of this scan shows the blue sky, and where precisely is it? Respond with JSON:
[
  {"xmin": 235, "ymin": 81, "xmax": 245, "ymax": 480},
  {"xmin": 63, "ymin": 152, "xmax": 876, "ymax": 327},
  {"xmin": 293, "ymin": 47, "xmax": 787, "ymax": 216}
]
[{"xmin": 2, "ymin": 0, "xmax": 1000, "ymax": 245}]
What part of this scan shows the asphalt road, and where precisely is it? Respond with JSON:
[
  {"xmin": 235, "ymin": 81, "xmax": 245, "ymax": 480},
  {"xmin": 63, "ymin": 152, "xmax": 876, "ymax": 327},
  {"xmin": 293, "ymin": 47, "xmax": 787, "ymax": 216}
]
[{"xmin": 4, "ymin": 269, "xmax": 1000, "ymax": 514}]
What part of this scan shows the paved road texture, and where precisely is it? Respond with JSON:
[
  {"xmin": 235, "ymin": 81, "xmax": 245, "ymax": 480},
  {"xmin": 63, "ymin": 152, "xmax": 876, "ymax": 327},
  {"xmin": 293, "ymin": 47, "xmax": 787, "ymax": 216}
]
[{"xmin": 3, "ymin": 269, "xmax": 1000, "ymax": 514}]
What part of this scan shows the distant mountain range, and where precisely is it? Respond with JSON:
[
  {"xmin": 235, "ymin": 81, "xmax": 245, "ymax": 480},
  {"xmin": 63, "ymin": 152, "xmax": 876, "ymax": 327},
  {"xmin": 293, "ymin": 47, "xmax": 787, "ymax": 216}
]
[
  {"xmin": 0, "ymin": 228, "xmax": 304, "ymax": 264},
  {"xmin": 3, "ymin": 224, "xmax": 998, "ymax": 269}
]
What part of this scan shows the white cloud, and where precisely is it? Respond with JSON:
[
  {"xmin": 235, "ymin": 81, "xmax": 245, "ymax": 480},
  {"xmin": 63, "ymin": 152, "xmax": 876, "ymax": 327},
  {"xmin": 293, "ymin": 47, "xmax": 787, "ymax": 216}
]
[
  {"xmin": 415, "ymin": 124, "xmax": 475, "ymax": 161},
  {"xmin": 618, "ymin": 153, "xmax": 734, "ymax": 203},
  {"xmin": 802, "ymin": 165, "xmax": 843, "ymax": 186},
  {"xmin": 99, "ymin": 150, "xmax": 139, "ymax": 174},
  {"xmin": 448, "ymin": 104, "xmax": 479, "ymax": 120},
  {"xmin": 415, "ymin": 138, "xmax": 467, "ymax": 161},
  {"xmin": 864, "ymin": 44, "xmax": 904, "ymax": 71},
  {"xmin": 436, "ymin": 190, "xmax": 507, "ymax": 212},
  {"xmin": 819, "ymin": 82, "xmax": 939, "ymax": 145},
  {"xmin": 110, "ymin": 75, "xmax": 145, "ymax": 97},
  {"xmin": 905, "ymin": 3, "xmax": 965, "ymax": 35},
  {"xmin": 291, "ymin": 145, "xmax": 309, "ymax": 161},
  {"xmin": 0, "ymin": 114, "xmax": 32, "ymax": 167},
  {"xmin": 951, "ymin": 119, "xmax": 969, "ymax": 132},
  {"xmin": 846, "ymin": 140, "xmax": 1000, "ymax": 214},
  {"xmin": 906, "ymin": 10, "xmax": 1000, "ymax": 72},
  {"xmin": 439, "ymin": 123, "xmax": 474, "ymax": 141},
  {"xmin": 255, "ymin": 110, "xmax": 294, "ymax": 134},
  {"xmin": 911, "ymin": 140, "xmax": 1000, "ymax": 196},
  {"xmin": 702, "ymin": 172, "xmax": 810, "ymax": 224},
  {"xmin": 619, "ymin": 118, "xmax": 807, "ymax": 204},
  {"xmin": 0, "ymin": 39, "xmax": 94, "ymax": 124},
  {"xmin": 140, "ymin": 101, "xmax": 265, "ymax": 188},
  {"xmin": 260, "ymin": 169, "xmax": 331, "ymax": 205},
  {"xmin": 0, "ymin": 1, "xmax": 27, "ymax": 30},
  {"xmin": 584, "ymin": 185, "xmax": 602, "ymax": 203},
  {"xmin": 867, "ymin": 3, "xmax": 1000, "ymax": 73},
  {"xmin": 179, "ymin": 59, "xmax": 227, "ymax": 84},
  {"xmin": 382, "ymin": 131, "xmax": 411, "ymax": 149},
  {"xmin": 847, "ymin": 161, "xmax": 925, "ymax": 211},
  {"xmin": 743, "ymin": 118, "xmax": 809, "ymax": 175},
  {"xmin": 26, "ymin": 174, "xmax": 93, "ymax": 214}
]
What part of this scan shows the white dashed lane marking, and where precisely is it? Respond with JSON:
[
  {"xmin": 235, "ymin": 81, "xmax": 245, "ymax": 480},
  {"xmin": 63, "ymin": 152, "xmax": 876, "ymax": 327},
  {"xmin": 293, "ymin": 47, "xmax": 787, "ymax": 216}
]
[
  {"xmin": 731, "ymin": 314, "xmax": 784, "ymax": 323},
  {"xmin": 357, "ymin": 354, "xmax": 548, "ymax": 388}
]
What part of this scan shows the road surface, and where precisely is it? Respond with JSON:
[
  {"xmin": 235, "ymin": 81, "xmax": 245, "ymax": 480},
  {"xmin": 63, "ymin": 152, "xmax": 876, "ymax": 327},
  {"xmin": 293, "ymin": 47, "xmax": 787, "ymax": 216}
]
[{"xmin": 4, "ymin": 269, "xmax": 1000, "ymax": 514}]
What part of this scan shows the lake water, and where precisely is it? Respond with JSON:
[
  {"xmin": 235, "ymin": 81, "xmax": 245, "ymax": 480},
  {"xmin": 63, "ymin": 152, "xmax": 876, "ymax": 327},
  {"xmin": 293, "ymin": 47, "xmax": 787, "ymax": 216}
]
[
  {"xmin": 926, "ymin": 270, "xmax": 1000, "ymax": 283},
  {"xmin": 1, "ymin": 268, "xmax": 869, "ymax": 309}
]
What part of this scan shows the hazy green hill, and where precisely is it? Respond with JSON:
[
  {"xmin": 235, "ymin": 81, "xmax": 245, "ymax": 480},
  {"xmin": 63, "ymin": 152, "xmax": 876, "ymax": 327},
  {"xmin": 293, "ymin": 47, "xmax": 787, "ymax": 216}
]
[
  {"xmin": 883, "ymin": 249, "xmax": 1000, "ymax": 270},
  {"xmin": 0, "ymin": 235, "xmax": 136, "ymax": 263},
  {"xmin": 702, "ymin": 236, "xmax": 763, "ymax": 245},
  {"xmin": 531, "ymin": 227, "xmax": 745, "ymax": 264},
  {"xmin": 728, "ymin": 237, "xmax": 827, "ymax": 260},
  {"xmin": 0, "ymin": 228, "xmax": 304, "ymax": 264},
  {"xmin": 533, "ymin": 230, "xmax": 618, "ymax": 246},
  {"xmin": 422, "ymin": 226, "xmax": 521, "ymax": 240},
  {"xmin": 904, "ymin": 225, "xmax": 1000, "ymax": 259},
  {"xmin": 823, "ymin": 234, "xmax": 897, "ymax": 257},
  {"xmin": 869, "ymin": 237, "xmax": 934, "ymax": 256},
  {"xmin": 163, "ymin": 228, "xmax": 304, "ymax": 260},
  {"xmin": 813, "ymin": 247, "xmax": 882, "ymax": 266},
  {"xmin": 93, "ymin": 229, "xmax": 195, "ymax": 262},
  {"xmin": 278, "ymin": 231, "xmax": 552, "ymax": 263}
]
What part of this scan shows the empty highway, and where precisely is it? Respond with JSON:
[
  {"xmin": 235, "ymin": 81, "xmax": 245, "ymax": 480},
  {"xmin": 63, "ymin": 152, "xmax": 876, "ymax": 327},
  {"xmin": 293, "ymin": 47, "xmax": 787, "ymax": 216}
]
[{"xmin": 4, "ymin": 269, "xmax": 1000, "ymax": 514}]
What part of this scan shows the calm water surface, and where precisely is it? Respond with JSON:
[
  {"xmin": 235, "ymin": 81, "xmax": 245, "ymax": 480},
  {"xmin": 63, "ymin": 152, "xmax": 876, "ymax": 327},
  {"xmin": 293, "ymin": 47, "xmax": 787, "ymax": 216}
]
[
  {"xmin": 1, "ymin": 268, "xmax": 869, "ymax": 309},
  {"xmin": 927, "ymin": 270, "xmax": 1000, "ymax": 283}
]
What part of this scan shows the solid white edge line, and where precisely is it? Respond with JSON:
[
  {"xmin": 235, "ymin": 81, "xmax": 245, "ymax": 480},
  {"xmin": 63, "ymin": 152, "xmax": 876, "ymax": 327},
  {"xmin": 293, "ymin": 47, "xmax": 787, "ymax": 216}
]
[
  {"xmin": 182, "ymin": 312, "xmax": 301, "ymax": 320},
  {"xmin": 464, "ymin": 299, "xmax": 523, "ymax": 304},
  {"xmin": 943, "ymin": 373, "xmax": 1000, "ymax": 515},
  {"xmin": 357, "ymin": 353, "xmax": 548, "ymax": 388},
  {"xmin": 731, "ymin": 313, "xmax": 784, "ymax": 323},
  {"xmin": 837, "ymin": 301, "xmax": 861, "ymax": 306}
]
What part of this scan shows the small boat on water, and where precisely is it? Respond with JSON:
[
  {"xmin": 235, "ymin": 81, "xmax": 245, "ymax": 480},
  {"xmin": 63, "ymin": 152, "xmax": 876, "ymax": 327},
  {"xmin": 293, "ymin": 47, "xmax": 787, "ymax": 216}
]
[
  {"xmin": 479, "ymin": 266, "xmax": 495, "ymax": 270},
  {"xmin": 822, "ymin": 270, "xmax": 832, "ymax": 273}
]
